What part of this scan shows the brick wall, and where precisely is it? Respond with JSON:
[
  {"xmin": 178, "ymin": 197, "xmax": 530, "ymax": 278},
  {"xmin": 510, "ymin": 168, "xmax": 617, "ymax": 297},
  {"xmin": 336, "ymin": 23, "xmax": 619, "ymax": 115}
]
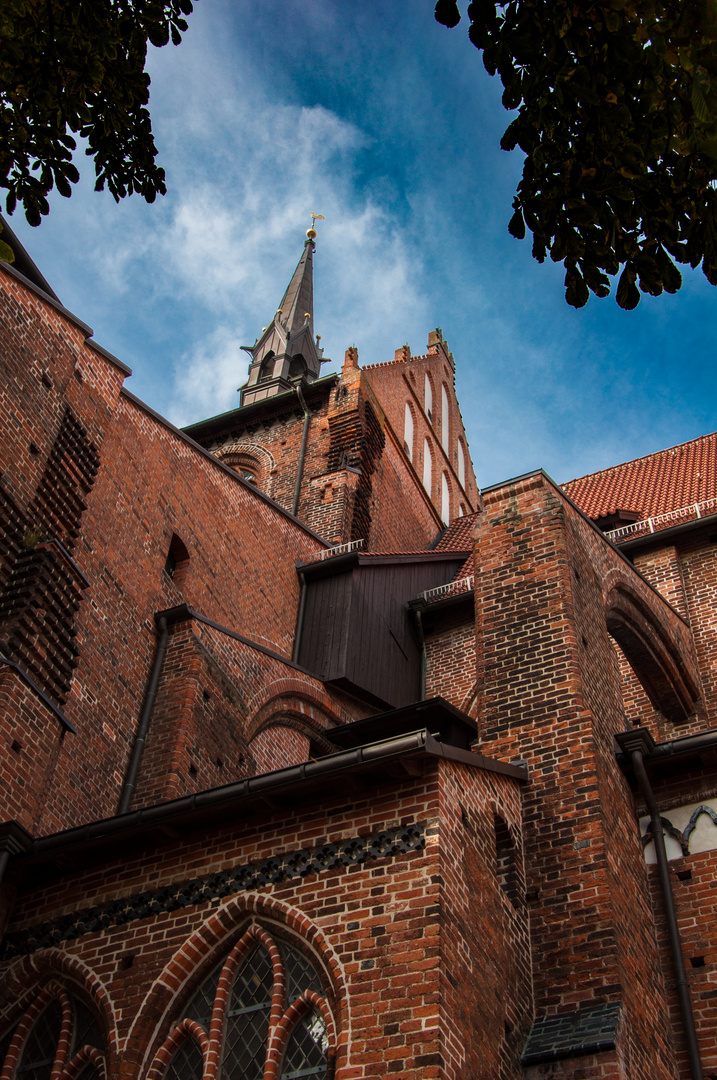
[
  {"xmin": 473, "ymin": 473, "xmax": 682, "ymax": 1076},
  {"xmin": 361, "ymin": 339, "xmax": 479, "ymax": 523},
  {"xmin": 0, "ymin": 761, "xmax": 524, "ymax": 1079},
  {"xmin": 425, "ymin": 605, "xmax": 477, "ymax": 716}
]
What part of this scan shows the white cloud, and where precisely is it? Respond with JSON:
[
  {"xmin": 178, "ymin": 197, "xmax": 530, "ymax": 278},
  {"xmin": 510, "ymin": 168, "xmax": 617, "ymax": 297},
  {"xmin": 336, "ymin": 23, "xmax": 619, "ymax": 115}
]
[{"xmin": 168, "ymin": 326, "xmax": 246, "ymax": 426}]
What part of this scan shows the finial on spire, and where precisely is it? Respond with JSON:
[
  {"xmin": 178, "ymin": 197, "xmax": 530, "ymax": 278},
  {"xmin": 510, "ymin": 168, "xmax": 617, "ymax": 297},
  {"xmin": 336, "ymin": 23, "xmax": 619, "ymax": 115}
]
[{"xmin": 306, "ymin": 211, "xmax": 325, "ymax": 241}]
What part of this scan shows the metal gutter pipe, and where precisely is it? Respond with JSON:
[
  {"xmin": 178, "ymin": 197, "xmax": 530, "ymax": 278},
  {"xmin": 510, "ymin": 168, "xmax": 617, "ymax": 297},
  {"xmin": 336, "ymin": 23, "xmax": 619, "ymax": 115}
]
[
  {"xmin": 292, "ymin": 383, "xmax": 311, "ymax": 516},
  {"xmin": 631, "ymin": 747, "xmax": 704, "ymax": 1079},
  {"xmin": 118, "ymin": 616, "xmax": 169, "ymax": 815}
]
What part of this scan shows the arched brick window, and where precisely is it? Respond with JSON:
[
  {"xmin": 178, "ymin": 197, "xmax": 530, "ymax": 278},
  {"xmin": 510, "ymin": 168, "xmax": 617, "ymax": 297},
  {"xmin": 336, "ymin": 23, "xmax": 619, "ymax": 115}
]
[
  {"xmin": 423, "ymin": 438, "xmax": 432, "ymax": 496},
  {"xmin": 165, "ymin": 533, "xmax": 190, "ymax": 588},
  {"xmin": 441, "ymin": 384, "xmax": 449, "ymax": 453},
  {"xmin": 152, "ymin": 925, "xmax": 334, "ymax": 1080},
  {"xmin": 457, "ymin": 439, "xmax": 466, "ymax": 490},
  {"xmin": 441, "ymin": 473, "xmax": 450, "ymax": 525},
  {"xmin": 424, "ymin": 374, "xmax": 433, "ymax": 423},
  {"xmin": 404, "ymin": 402, "xmax": 414, "ymax": 462},
  {"xmin": 1, "ymin": 983, "xmax": 106, "ymax": 1080}
]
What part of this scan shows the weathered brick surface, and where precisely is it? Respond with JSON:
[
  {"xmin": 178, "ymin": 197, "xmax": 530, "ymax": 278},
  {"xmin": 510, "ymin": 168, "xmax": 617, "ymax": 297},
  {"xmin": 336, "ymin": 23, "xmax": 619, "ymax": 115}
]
[
  {"xmin": 473, "ymin": 474, "xmax": 683, "ymax": 1077},
  {"xmin": 0, "ymin": 761, "xmax": 524, "ymax": 1080},
  {"xmin": 7, "ymin": 246, "xmax": 717, "ymax": 1079},
  {"xmin": 424, "ymin": 605, "xmax": 477, "ymax": 716},
  {"xmin": 195, "ymin": 340, "xmax": 479, "ymax": 552}
]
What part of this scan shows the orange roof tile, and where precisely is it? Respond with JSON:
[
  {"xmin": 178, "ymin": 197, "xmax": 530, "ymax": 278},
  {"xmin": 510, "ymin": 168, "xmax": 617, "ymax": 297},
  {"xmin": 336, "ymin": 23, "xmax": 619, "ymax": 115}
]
[
  {"xmin": 433, "ymin": 511, "xmax": 481, "ymax": 551},
  {"xmin": 563, "ymin": 432, "xmax": 717, "ymax": 523}
]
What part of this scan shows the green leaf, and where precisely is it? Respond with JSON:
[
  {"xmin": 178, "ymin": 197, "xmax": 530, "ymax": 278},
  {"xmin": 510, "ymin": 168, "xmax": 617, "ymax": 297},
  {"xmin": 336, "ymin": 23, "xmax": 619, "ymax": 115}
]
[
  {"xmin": 616, "ymin": 266, "xmax": 641, "ymax": 309},
  {"xmin": 508, "ymin": 209, "xmax": 526, "ymax": 238},
  {"xmin": 0, "ymin": 238, "xmax": 15, "ymax": 264},
  {"xmin": 565, "ymin": 265, "xmax": 589, "ymax": 308},
  {"xmin": 435, "ymin": 0, "xmax": 461, "ymax": 28}
]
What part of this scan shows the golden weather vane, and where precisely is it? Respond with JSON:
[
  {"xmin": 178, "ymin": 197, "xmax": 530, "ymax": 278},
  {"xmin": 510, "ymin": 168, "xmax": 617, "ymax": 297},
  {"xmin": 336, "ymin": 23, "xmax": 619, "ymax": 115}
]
[{"xmin": 306, "ymin": 212, "xmax": 325, "ymax": 240}]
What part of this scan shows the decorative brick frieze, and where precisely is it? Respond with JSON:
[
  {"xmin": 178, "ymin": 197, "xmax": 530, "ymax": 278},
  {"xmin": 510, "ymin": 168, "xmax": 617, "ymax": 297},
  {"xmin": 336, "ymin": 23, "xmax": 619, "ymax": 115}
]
[{"xmin": 0, "ymin": 823, "xmax": 425, "ymax": 960}]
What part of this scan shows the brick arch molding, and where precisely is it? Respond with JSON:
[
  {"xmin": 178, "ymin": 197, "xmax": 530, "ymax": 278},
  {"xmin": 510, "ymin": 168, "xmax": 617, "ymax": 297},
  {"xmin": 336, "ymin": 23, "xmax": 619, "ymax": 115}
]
[
  {"xmin": 125, "ymin": 892, "xmax": 350, "ymax": 1078},
  {"xmin": 215, "ymin": 442, "xmax": 275, "ymax": 491},
  {"xmin": 0, "ymin": 949, "xmax": 119, "ymax": 1073},
  {"xmin": 244, "ymin": 681, "xmax": 355, "ymax": 739},
  {"xmin": 604, "ymin": 580, "xmax": 701, "ymax": 723}
]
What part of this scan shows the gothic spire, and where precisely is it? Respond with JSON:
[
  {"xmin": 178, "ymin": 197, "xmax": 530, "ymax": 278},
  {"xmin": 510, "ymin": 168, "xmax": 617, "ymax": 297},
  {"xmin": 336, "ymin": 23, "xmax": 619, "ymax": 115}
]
[{"xmin": 240, "ymin": 223, "xmax": 325, "ymax": 407}]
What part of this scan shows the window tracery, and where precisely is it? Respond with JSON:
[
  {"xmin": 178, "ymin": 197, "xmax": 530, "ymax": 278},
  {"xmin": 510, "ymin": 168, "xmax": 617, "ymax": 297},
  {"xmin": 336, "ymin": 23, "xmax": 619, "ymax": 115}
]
[
  {"xmin": 0, "ymin": 984, "xmax": 106, "ymax": 1080},
  {"xmin": 155, "ymin": 925, "xmax": 333, "ymax": 1080}
]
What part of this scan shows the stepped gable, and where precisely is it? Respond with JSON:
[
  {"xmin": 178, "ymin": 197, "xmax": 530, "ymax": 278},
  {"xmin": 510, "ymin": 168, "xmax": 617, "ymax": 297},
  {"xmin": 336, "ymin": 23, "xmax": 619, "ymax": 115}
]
[{"xmin": 563, "ymin": 431, "xmax": 717, "ymax": 523}]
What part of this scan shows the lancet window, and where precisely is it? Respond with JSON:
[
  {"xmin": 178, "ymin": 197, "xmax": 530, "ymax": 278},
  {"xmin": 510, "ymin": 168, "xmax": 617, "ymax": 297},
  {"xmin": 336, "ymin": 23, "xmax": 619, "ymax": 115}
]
[
  {"xmin": 154, "ymin": 924, "xmax": 334, "ymax": 1080},
  {"xmin": 0, "ymin": 984, "xmax": 106, "ymax": 1080}
]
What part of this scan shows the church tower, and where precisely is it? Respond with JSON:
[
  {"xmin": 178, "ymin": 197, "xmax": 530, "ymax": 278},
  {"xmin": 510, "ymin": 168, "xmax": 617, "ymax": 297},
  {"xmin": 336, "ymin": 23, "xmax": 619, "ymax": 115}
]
[
  {"xmin": 184, "ymin": 227, "xmax": 479, "ymax": 549},
  {"xmin": 240, "ymin": 225, "xmax": 325, "ymax": 406}
]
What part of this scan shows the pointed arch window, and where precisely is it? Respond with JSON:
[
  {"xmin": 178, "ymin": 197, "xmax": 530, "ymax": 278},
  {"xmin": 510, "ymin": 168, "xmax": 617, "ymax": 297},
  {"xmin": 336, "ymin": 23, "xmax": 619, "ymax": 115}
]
[
  {"xmin": 424, "ymin": 375, "xmax": 433, "ymax": 423},
  {"xmin": 457, "ymin": 439, "xmax": 466, "ymax": 489},
  {"xmin": 441, "ymin": 472, "xmax": 450, "ymax": 525},
  {"xmin": 153, "ymin": 925, "xmax": 334, "ymax": 1080},
  {"xmin": 423, "ymin": 439, "xmax": 433, "ymax": 496},
  {"xmin": 259, "ymin": 352, "xmax": 275, "ymax": 382},
  {"xmin": 1, "ymin": 984, "xmax": 106, "ymax": 1080},
  {"xmin": 441, "ymin": 384, "xmax": 449, "ymax": 453},
  {"xmin": 404, "ymin": 403, "xmax": 414, "ymax": 461}
]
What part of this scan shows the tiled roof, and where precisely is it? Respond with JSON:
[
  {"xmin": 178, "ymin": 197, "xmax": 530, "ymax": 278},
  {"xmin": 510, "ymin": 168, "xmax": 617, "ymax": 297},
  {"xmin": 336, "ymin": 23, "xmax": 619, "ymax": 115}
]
[
  {"xmin": 563, "ymin": 432, "xmax": 717, "ymax": 522},
  {"xmin": 433, "ymin": 511, "xmax": 480, "ymax": 551},
  {"xmin": 521, "ymin": 1002, "xmax": 622, "ymax": 1066}
]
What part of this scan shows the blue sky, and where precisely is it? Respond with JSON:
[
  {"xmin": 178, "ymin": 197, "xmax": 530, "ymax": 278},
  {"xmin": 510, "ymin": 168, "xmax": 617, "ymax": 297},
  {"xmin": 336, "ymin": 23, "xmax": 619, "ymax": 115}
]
[{"xmin": 7, "ymin": 0, "xmax": 717, "ymax": 488}]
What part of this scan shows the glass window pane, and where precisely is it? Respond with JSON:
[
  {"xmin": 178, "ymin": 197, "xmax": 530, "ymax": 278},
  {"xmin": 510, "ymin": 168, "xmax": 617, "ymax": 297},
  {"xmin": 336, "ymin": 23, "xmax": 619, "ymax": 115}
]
[
  {"xmin": 71, "ymin": 1000, "xmax": 104, "ymax": 1055},
  {"xmin": 221, "ymin": 945, "xmax": 273, "ymax": 1080},
  {"xmin": 280, "ymin": 1011, "xmax": 328, "ymax": 1079},
  {"xmin": 75, "ymin": 1064, "xmax": 103, "ymax": 1080},
  {"xmin": 165, "ymin": 1037, "xmax": 203, "ymax": 1080},
  {"xmin": 17, "ymin": 1001, "xmax": 62, "ymax": 1080},
  {"xmin": 184, "ymin": 964, "xmax": 221, "ymax": 1029},
  {"xmin": 281, "ymin": 944, "xmax": 323, "ymax": 1004}
]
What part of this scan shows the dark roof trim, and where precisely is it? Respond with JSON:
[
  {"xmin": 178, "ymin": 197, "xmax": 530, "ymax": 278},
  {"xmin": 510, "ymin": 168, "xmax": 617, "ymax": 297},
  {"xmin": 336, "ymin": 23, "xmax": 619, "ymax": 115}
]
[
  {"xmin": 0, "ymin": 216, "xmax": 61, "ymax": 301},
  {"xmin": 329, "ymin": 696, "xmax": 478, "ymax": 750},
  {"xmin": 158, "ymin": 603, "xmax": 315, "ymax": 677},
  {"xmin": 481, "ymin": 467, "xmax": 552, "ymax": 494},
  {"xmin": 615, "ymin": 725, "xmax": 717, "ymax": 775},
  {"xmin": 0, "ymin": 652, "xmax": 76, "ymax": 733},
  {"xmin": 409, "ymin": 589, "xmax": 474, "ymax": 617},
  {"xmin": 15, "ymin": 728, "xmax": 526, "ymax": 866},
  {"xmin": 521, "ymin": 1002, "xmax": 622, "ymax": 1066},
  {"xmin": 182, "ymin": 374, "xmax": 339, "ymax": 440},
  {"xmin": 0, "ymin": 258, "xmax": 132, "ymax": 377},
  {"xmin": 297, "ymin": 549, "xmax": 471, "ymax": 581},
  {"xmin": 120, "ymin": 388, "xmax": 331, "ymax": 547},
  {"xmin": 481, "ymin": 468, "xmax": 691, "ymax": 629},
  {"xmin": 86, "ymin": 338, "xmax": 132, "ymax": 376},
  {"xmin": 0, "ymin": 259, "xmax": 91, "ymax": 335}
]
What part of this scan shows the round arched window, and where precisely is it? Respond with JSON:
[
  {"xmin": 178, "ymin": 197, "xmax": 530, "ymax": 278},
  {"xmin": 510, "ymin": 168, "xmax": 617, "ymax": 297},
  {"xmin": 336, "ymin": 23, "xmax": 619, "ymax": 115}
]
[{"xmin": 154, "ymin": 925, "xmax": 333, "ymax": 1080}]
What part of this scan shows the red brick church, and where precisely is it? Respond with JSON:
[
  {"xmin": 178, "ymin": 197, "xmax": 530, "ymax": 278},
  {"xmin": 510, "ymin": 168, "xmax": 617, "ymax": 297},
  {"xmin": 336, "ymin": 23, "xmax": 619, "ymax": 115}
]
[{"xmin": 1, "ymin": 218, "xmax": 716, "ymax": 1080}]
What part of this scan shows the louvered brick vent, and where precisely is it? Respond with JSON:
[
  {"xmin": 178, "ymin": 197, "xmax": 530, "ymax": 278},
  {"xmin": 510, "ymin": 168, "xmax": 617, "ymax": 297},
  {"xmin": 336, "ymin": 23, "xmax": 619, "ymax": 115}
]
[{"xmin": 0, "ymin": 407, "xmax": 98, "ymax": 705}]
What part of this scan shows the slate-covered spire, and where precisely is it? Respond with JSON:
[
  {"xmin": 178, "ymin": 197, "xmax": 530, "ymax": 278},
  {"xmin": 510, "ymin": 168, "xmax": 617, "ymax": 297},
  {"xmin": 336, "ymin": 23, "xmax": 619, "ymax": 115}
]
[{"xmin": 240, "ymin": 224, "xmax": 325, "ymax": 407}]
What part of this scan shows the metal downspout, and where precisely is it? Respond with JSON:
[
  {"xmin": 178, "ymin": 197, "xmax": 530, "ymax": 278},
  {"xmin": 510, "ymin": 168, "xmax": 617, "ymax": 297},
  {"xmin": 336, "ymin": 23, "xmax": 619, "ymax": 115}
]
[
  {"xmin": 292, "ymin": 384, "xmax": 311, "ymax": 517},
  {"xmin": 292, "ymin": 571, "xmax": 307, "ymax": 663},
  {"xmin": 413, "ymin": 608, "xmax": 427, "ymax": 700},
  {"xmin": 118, "ymin": 616, "xmax": 169, "ymax": 815},
  {"xmin": 631, "ymin": 748, "xmax": 704, "ymax": 1080}
]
